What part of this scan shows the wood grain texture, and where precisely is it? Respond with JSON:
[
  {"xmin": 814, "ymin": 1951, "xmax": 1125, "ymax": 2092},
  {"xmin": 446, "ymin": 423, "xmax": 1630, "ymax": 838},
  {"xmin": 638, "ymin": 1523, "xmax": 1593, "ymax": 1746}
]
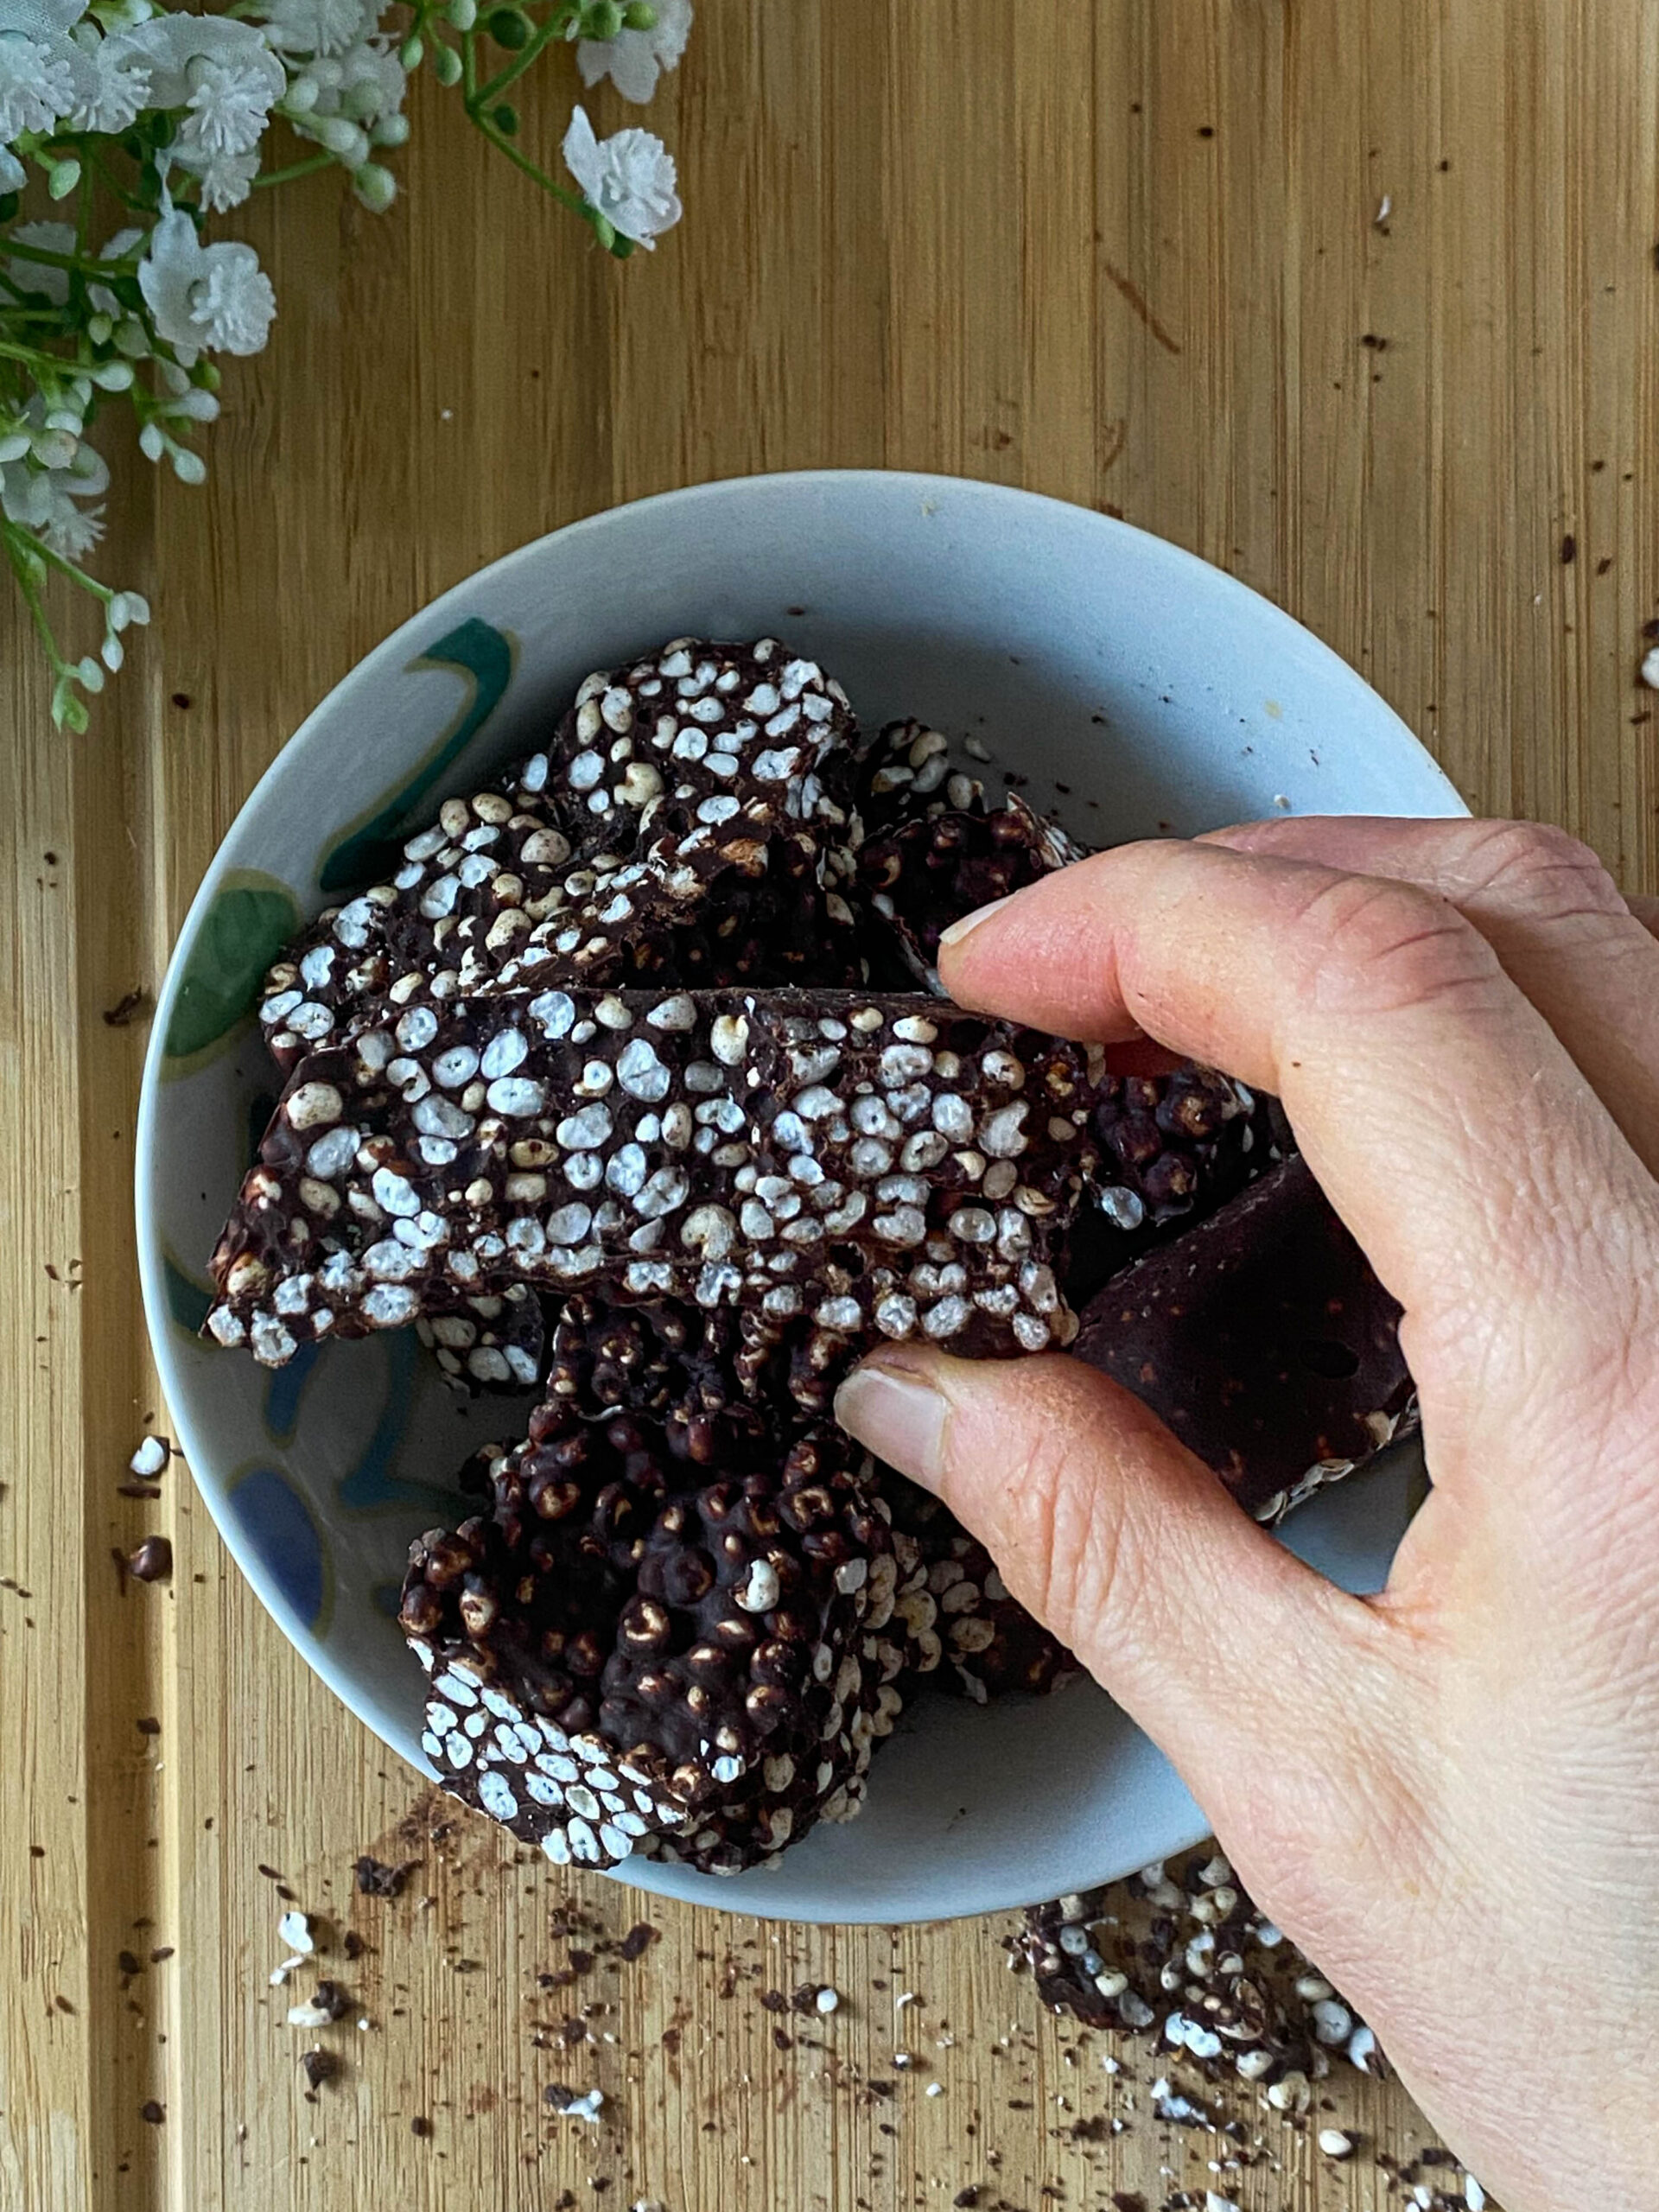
[{"xmin": 3, "ymin": 3, "xmax": 1654, "ymax": 2206}]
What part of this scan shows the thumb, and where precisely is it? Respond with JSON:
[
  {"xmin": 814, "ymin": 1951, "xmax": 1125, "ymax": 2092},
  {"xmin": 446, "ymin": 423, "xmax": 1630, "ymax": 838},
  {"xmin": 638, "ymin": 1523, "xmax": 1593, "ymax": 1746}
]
[{"xmin": 834, "ymin": 1345, "xmax": 1379, "ymax": 1819}]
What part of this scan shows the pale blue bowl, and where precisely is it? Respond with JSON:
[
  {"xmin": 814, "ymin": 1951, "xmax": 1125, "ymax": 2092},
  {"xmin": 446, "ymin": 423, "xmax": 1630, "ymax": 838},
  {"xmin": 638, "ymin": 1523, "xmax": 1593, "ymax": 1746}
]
[{"xmin": 137, "ymin": 472, "xmax": 1462, "ymax": 1923}]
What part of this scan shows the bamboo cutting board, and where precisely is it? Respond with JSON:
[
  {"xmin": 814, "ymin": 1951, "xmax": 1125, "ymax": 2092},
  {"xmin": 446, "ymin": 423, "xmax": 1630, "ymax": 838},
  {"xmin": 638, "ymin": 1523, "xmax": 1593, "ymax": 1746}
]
[{"xmin": 3, "ymin": 4, "xmax": 1654, "ymax": 2207}]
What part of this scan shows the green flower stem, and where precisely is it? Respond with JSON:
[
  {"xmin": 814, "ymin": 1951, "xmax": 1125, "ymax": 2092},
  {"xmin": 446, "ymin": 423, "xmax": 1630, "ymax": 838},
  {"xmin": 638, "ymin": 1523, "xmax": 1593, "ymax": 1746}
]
[
  {"xmin": 82, "ymin": 147, "xmax": 151, "ymax": 213},
  {"xmin": 253, "ymin": 151, "xmax": 335, "ymax": 189},
  {"xmin": 0, "ymin": 335, "xmax": 99, "ymax": 373},
  {"xmin": 9, "ymin": 520, "xmax": 114, "ymax": 606},
  {"xmin": 0, "ymin": 238, "xmax": 98, "ymax": 274},
  {"xmin": 467, "ymin": 110, "xmax": 586, "ymax": 215},
  {"xmin": 474, "ymin": 1, "xmax": 581, "ymax": 104},
  {"xmin": 3, "ymin": 521, "xmax": 78, "ymax": 673}
]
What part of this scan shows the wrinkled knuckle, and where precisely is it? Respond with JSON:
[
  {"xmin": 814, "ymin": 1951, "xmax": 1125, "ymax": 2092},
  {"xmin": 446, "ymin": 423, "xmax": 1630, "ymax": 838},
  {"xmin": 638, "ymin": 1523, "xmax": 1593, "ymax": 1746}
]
[
  {"xmin": 990, "ymin": 1420, "xmax": 1120, "ymax": 1647},
  {"xmin": 1462, "ymin": 817, "xmax": 1623, "ymax": 922},
  {"xmin": 1293, "ymin": 871, "xmax": 1498, "ymax": 1019}
]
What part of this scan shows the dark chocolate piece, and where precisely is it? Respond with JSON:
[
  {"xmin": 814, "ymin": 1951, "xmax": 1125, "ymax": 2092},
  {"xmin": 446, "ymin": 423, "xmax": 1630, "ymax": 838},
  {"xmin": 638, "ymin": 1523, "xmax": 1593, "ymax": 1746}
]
[
  {"xmin": 257, "ymin": 779, "xmax": 576, "ymax": 1074},
  {"xmin": 1073, "ymin": 1154, "xmax": 1412, "ymax": 1519},
  {"xmin": 415, "ymin": 1281, "xmax": 547, "ymax": 1392},
  {"xmin": 204, "ymin": 988, "xmax": 1103, "ymax": 1372},
  {"xmin": 882, "ymin": 1475, "xmax": 1077, "ymax": 1701},
  {"xmin": 1064, "ymin": 1065, "xmax": 1288, "ymax": 1305},
  {"xmin": 399, "ymin": 1409, "xmax": 908, "ymax": 1873},
  {"xmin": 857, "ymin": 794, "xmax": 1087, "ymax": 991},
  {"xmin": 1021, "ymin": 1847, "xmax": 1383, "ymax": 2086},
  {"xmin": 855, "ymin": 720, "xmax": 986, "ymax": 836},
  {"xmin": 549, "ymin": 639, "xmax": 858, "ymax": 861}
]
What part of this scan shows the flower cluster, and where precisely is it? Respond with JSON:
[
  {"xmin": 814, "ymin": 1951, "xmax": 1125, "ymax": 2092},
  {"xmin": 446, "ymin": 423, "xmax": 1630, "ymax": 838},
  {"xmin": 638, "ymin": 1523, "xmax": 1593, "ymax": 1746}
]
[{"xmin": 1, "ymin": 0, "xmax": 686, "ymax": 727}]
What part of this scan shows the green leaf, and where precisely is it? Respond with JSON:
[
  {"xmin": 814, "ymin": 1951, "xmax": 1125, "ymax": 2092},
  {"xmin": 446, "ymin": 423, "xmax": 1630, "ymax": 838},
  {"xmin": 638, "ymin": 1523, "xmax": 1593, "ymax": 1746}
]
[
  {"xmin": 163, "ymin": 878, "xmax": 302, "ymax": 1062},
  {"xmin": 318, "ymin": 617, "xmax": 513, "ymax": 893}
]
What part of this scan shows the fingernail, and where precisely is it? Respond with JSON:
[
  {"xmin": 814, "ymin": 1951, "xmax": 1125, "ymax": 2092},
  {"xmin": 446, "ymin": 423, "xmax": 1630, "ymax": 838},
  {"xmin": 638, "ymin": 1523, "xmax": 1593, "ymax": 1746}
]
[
  {"xmin": 938, "ymin": 892, "xmax": 1016, "ymax": 950},
  {"xmin": 834, "ymin": 1357, "xmax": 949, "ymax": 1490}
]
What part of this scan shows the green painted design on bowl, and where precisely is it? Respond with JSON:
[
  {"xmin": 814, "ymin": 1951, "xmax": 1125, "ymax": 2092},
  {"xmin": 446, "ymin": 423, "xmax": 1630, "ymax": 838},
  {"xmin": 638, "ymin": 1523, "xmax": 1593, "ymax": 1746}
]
[
  {"xmin": 162, "ymin": 873, "xmax": 302, "ymax": 1066},
  {"xmin": 319, "ymin": 619, "xmax": 516, "ymax": 894},
  {"xmin": 162, "ymin": 1249, "xmax": 213, "ymax": 1336}
]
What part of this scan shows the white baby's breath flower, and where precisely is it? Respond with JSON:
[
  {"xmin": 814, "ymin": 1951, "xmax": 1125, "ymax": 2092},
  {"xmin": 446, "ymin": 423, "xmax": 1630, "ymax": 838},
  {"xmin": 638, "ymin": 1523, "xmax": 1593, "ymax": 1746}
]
[
  {"xmin": 576, "ymin": 0, "xmax": 690, "ymax": 105},
  {"xmin": 137, "ymin": 207, "xmax": 276, "ymax": 364},
  {"xmin": 561, "ymin": 104, "xmax": 680, "ymax": 247},
  {"xmin": 108, "ymin": 11, "xmax": 283, "ymax": 111},
  {"xmin": 0, "ymin": 28, "xmax": 76, "ymax": 138},
  {"xmin": 0, "ymin": 141, "xmax": 23, "ymax": 190},
  {"xmin": 63, "ymin": 18, "xmax": 149, "ymax": 129},
  {"xmin": 177, "ymin": 52, "xmax": 276, "ymax": 157},
  {"xmin": 6, "ymin": 217, "xmax": 74, "ymax": 303},
  {"xmin": 258, "ymin": 0, "xmax": 364, "ymax": 57},
  {"xmin": 0, "ymin": 0, "xmax": 86, "ymax": 35},
  {"xmin": 174, "ymin": 142, "xmax": 259, "ymax": 210},
  {"xmin": 1, "ymin": 425, "xmax": 110, "ymax": 559},
  {"xmin": 288, "ymin": 30, "xmax": 403, "ymax": 125}
]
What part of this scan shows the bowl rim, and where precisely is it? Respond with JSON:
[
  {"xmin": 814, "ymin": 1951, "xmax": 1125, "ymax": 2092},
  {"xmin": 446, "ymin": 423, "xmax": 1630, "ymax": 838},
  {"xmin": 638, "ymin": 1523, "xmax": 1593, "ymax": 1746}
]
[{"xmin": 135, "ymin": 467, "xmax": 1465, "ymax": 1921}]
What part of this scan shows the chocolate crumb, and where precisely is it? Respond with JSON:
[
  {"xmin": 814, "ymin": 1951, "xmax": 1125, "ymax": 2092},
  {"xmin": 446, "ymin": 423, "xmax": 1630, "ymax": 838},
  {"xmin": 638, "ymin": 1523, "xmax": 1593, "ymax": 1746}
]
[
  {"xmin": 353, "ymin": 1854, "xmax": 415, "ymax": 1897},
  {"xmin": 103, "ymin": 988, "xmax": 154, "ymax": 1028},
  {"xmin": 118, "ymin": 1950, "xmax": 142, "ymax": 1976},
  {"xmin": 149, "ymin": 1947, "xmax": 174, "ymax": 1964},
  {"xmin": 1111, "ymin": 2197, "xmax": 1147, "ymax": 2212},
  {"xmin": 1561, "ymin": 535, "xmax": 1577, "ymax": 564},
  {"xmin": 953, "ymin": 2192, "xmax": 982, "ymax": 2209},
  {"xmin": 139, "ymin": 2101, "xmax": 164, "ymax": 2125},
  {"xmin": 410, "ymin": 2115, "xmax": 432, "ymax": 2138},
  {"xmin": 342, "ymin": 1930, "xmax": 366, "ymax": 1961},
  {"xmin": 618, "ymin": 1922, "xmax": 656, "ymax": 1962},
  {"xmin": 312, "ymin": 1980, "xmax": 352, "ymax": 2021},
  {"xmin": 135, "ymin": 1717, "xmax": 160, "ymax": 1736},
  {"xmin": 759, "ymin": 1989, "xmax": 787, "ymax": 2014},
  {"xmin": 300, "ymin": 2048, "xmax": 340, "ymax": 2090},
  {"xmin": 127, "ymin": 1536, "xmax": 172, "ymax": 1584}
]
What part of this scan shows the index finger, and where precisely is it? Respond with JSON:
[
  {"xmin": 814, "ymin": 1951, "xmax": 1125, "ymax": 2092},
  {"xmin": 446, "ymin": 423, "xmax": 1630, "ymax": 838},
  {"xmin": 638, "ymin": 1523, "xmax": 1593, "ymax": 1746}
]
[{"xmin": 938, "ymin": 841, "xmax": 1658, "ymax": 1351}]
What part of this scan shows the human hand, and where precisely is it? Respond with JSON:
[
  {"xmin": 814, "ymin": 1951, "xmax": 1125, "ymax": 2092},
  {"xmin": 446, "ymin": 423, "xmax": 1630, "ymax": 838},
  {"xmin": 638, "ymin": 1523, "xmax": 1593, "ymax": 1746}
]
[{"xmin": 834, "ymin": 817, "xmax": 1659, "ymax": 2212}]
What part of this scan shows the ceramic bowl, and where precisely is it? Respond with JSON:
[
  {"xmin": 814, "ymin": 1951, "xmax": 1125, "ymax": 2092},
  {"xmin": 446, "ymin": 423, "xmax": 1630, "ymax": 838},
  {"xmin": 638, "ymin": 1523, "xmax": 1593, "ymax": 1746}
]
[{"xmin": 137, "ymin": 470, "xmax": 1463, "ymax": 1923}]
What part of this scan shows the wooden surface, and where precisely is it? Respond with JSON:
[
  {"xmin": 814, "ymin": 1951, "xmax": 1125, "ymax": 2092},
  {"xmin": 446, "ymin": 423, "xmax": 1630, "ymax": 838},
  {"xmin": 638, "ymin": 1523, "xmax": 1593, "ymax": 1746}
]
[{"xmin": 3, "ymin": 3, "xmax": 1655, "ymax": 2206}]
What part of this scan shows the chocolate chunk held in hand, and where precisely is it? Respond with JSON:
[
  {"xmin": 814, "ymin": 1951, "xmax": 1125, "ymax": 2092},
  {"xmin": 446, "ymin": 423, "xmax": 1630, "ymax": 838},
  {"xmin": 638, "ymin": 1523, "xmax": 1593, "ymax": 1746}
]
[{"xmin": 1074, "ymin": 1154, "xmax": 1413, "ymax": 1521}]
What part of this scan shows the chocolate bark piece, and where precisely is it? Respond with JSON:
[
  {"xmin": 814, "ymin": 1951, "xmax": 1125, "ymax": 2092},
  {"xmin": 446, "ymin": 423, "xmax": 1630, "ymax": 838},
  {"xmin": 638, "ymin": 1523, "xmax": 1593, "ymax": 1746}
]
[
  {"xmin": 881, "ymin": 1475, "xmax": 1077, "ymax": 1702},
  {"xmin": 399, "ymin": 1410, "xmax": 908, "ymax": 1874},
  {"xmin": 507, "ymin": 816, "xmax": 863, "ymax": 991},
  {"xmin": 203, "ymin": 988, "xmax": 1102, "ymax": 1374},
  {"xmin": 1065, "ymin": 1066, "xmax": 1289, "ymax": 1304},
  {"xmin": 542, "ymin": 1294, "xmax": 772, "ymax": 1453},
  {"xmin": 855, "ymin": 720, "xmax": 986, "ymax": 835},
  {"xmin": 257, "ymin": 779, "xmax": 577, "ymax": 1074},
  {"xmin": 1073, "ymin": 1154, "xmax": 1412, "ymax": 1521},
  {"xmin": 1020, "ymin": 1850, "xmax": 1379, "ymax": 2083},
  {"xmin": 550, "ymin": 639, "xmax": 859, "ymax": 863},
  {"xmin": 415, "ymin": 1281, "xmax": 547, "ymax": 1391},
  {"xmin": 857, "ymin": 795, "xmax": 1088, "ymax": 992}
]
